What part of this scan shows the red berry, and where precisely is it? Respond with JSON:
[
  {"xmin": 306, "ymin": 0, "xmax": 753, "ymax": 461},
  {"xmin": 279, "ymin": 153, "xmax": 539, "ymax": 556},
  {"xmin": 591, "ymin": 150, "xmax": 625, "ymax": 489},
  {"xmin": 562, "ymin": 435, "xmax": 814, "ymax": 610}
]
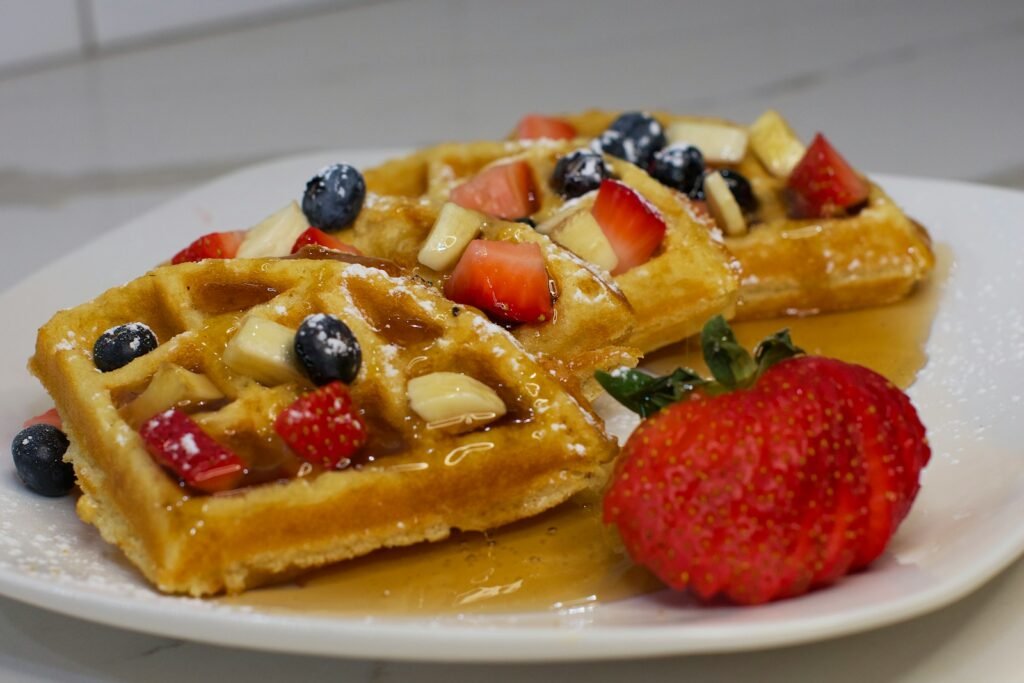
[
  {"xmin": 515, "ymin": 114, "xmax": 577, "ymax": 141},
  {"xmin": 139, "ymin": 409, "xmax": 245, "ymax": 493},
  {"xmin": 24, "ymin": 408, "xmax": 62, "ymax": 430},
  {"xmin": 787, "ymin": 133, "xmax": 870, "ymax": 218},
  {"xmin": 274, "ymin": 382, "xmax": 368, "ymax": 468},
  {"xmin": 171, "ymin": 231, "xmax": 246, "ymax": 264},
  {"xmin": 444, "ymin": 240, "xmax": 553, "ymax": 324},
  {"xmin": 591, "ymin": 179, "xmax": 666, "ymax": 275},
  {"xmin": 291, "ymin": 227, "xmax": 362, "ymax": 256},
  {"xmin": 604, "ymin": 355, "xmax": 929, "ymax": 605},
  {"xmin": 450, "ymin": 161, "xmax": 538, "ymax": 220}
]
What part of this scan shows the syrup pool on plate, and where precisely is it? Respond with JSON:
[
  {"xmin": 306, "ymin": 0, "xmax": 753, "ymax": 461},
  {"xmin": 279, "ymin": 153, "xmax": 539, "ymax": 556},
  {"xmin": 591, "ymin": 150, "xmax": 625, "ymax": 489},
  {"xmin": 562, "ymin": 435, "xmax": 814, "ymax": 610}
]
[{"xmin": 220, "ymin": 246, "xmax": 950, "ymax": 615}]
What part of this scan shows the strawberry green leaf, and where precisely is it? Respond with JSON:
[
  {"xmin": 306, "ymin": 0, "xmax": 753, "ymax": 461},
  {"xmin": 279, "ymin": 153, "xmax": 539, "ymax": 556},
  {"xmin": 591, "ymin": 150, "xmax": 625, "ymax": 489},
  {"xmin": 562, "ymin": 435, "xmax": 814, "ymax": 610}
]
[
  {"xmin": 701, "ymin": 315, "xmax": 757, "ymax": 390},
  {"xmin": 754, "ymin": 329, "xmax": 803, "ymax": 374},
  {"xmin": 595, "ymin": 367, "xmax": 707, "ymax": 418}
]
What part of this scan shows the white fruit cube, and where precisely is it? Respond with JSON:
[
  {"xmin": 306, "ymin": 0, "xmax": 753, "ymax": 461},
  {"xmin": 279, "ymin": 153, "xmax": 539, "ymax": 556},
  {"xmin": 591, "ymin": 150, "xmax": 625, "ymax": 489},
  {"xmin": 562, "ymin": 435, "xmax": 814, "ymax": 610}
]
[
  {"xmin": 407, "ymin": 372, "xmax": 507, "ymax": 430},
  {"xmin": 667, "ymin": 121, "xmax": 749, "ymax": 164},
  {"xmin": 236, "ymin": 201, "xmax": 309, "ymax": 258},
  {"xmin": 552, "ymin": 211, "xmax": 619, "ymax": 272},
  {"xmin": 704, "ymin": 171, "xmax": 749, "ymax": 237},
  {"xmin": 418, "ymin": 203, "xmax": 485, "ymax": 271},
  {"xmin": 223, "ymin": 317, "xmax": 304, "ymax": 386},
  {"xmin": 749, "ymin": 110, "xmax": 806, "ymax": 178}
]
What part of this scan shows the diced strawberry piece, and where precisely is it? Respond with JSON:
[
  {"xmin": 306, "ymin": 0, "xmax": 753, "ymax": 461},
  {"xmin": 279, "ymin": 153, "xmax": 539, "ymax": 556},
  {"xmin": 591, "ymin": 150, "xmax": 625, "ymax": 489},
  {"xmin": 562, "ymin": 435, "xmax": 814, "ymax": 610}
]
[
  {"xmin": 444, "ymin": 240, "xmax": 553, "ymax": 325},
  {"xmin": 139, "ymin": 409, "xmax": 245, "ymax": 493},
  {"xmin": 450, "ymin": 161, "xmax": 538, "ymax": 220},
  {"xmin": 515, "ymin": 114, "xmax": 577, "ymax": 141},
  {"xmin": 291, "ymin": 227, "xmax": 362, "ymax": 256},
  {"xmin": 591, "ymin": 179, "xmax": 666, "ymax": 275},
  {"xmin": 787, "ymin": 133, "xmax": 870, "ymax": 218},
  {"xmin": 171, "ymin": 231, "xmax": 246, "ymax": 265},
  {"xmin": 23, "ymin": 408, "xmax": 62, "ymax": 430},
  {"xmin": 274, "ymin": 382, "xmax": 368, "ymax": 469}
]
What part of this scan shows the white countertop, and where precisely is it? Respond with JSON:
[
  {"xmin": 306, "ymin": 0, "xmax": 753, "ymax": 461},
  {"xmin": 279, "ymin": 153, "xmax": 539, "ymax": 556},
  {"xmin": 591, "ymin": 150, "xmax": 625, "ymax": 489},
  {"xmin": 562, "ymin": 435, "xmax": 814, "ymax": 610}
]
[{"xmin": 2, "ymin": 0, "xmax": 1023, "ymax": 679}]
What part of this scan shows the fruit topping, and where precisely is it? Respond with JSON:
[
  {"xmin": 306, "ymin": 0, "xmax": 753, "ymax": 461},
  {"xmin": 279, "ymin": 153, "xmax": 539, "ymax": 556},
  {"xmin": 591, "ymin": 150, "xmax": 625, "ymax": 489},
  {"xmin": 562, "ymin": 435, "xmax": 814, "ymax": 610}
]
[
  {"xmin": 650, "ymin": 144, "xmax": 705, "ymax": 195},
  {"xmin": 122, "ymin": 364, "xmax": 225, "ymax": 427},
  {"xmin": 291, "ymin": 227, "xmax": 362, "ymax": 256},
  {"xmin": 407, "ymin": 371, "xmax": 507, "ymax": 431},
  {"xmin": 666, "ymin": 120, "xmax": 749, "ymax": 164},
  {"xmin": 749, "ymin": 109, "xmax": 806, "ymax": 178},
  {"xmin": 704, "ymin": 171, "xmax": 749, "ymax": 236},
  {"xmin": 302, "ymin": 163, "xmax": 366, "ymax": 232},
  {"xmin": 418, "ymin": 203, "xmax": 485, "ymax": 271},
  {"xmin": 551, "ymin": 211, "xmax": 619, "ymax": 272},
  {"xmin": 238, "ymin": 201, "xmax": 310, "ymax": 258},
  {"xmin": 93, "ymin": 322, "xmax": 158, "ymax": 372},
  {"xmin": 274, "ymin": 381, "xmax": 368, "ymax": 468},
  {"xmin": 450, "ymin": 161, "xmax": 538, "ymax": 220},
  {"xmin": 444, "ymin": 240, "xmax": 553, "ymax": 324},
  {"xmin": 598, "ymin": 317, "xmax": 930, "ymax": 604},
  {"xmin": 172, "ymin": 231, "xmax": 245, "ymax": 265},
  {"xmin": 294, "ymin": 313, "xmax": 362, "ymax": 386},
  {"xmin": 11, "ymin": 424, "xmax": 74, "ymax": 497},
  {"xmin": 515, "ymin": 114, "xmax": 577, "ymax": 141},
  {"xmin": 140, "ymin": 409, "xmax": 245, "ymax": 493},
  {"xmin": 787, "ymin": 133, "xmax": 869, "ymax": 218},
  {"xmin": 590, "ymin": 179, "xmax": 666, "ymax": 275},
  {"xmin": 223, "ymin": 317, "xmax": 304, "ymax": 386},
  {"xmin": 592, "ymin": 111, "xmax": 667, "ymax": 168},
  {"xmin": 550, "ymin": 149, "xmax": 609, "ymax": 199},
  {"xmin": 23, "ymin": 408, "xmax": 62, "ymax": 430}
]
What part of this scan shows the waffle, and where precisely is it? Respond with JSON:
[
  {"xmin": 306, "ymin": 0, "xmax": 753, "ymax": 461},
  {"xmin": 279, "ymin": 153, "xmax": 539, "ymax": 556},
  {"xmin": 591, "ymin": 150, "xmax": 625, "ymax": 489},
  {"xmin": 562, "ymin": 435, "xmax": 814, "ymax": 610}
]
[
  {"xmin": 353, "ymin": 140, "xmax": 739, "ymax": 354},
  {"xmin": 551, "ymin": 109, "xmax": 936, "ymax": 319},
  {"xmin": 29, "ymin": 256, "xmax": 617, "ymax": 596}
]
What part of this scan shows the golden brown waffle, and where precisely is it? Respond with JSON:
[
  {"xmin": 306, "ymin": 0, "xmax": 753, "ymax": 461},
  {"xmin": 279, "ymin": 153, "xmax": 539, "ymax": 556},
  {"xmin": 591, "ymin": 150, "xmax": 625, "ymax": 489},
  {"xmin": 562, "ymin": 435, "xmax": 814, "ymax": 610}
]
[
  {"xmin": 552, "ymin": 109, "xmax": 936, "ymax": 320},
  {"xmin": 353, "ymin": 140, "xmax": 739, "ymax": 354},
  {"xmin": 30, "ymin": 256, "xmax": 617, "ymax": 596}
]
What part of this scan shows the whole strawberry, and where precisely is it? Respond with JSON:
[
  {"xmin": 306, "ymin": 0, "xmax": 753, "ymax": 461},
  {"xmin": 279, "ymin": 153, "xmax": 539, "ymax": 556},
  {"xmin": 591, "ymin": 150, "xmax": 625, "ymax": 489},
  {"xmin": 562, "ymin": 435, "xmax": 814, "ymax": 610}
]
[
  {"xmin": 597, "ymin": 316, "xmax": 930, "ymax": 605},
  {"xmin": 274, "ymin": 381, "xmax": 368, "ymax": 468}
]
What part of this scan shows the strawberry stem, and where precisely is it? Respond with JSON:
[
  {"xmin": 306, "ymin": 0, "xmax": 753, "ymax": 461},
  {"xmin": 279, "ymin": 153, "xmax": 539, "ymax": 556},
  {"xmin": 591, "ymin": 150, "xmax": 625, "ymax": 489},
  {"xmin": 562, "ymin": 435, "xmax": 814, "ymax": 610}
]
[{"xmin": 596, "ymin": 316, "xmax": 803, "ymax": 416}]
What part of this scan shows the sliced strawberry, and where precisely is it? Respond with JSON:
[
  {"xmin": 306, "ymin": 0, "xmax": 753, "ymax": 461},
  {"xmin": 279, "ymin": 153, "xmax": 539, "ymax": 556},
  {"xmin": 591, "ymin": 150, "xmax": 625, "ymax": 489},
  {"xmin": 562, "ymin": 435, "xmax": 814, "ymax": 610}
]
[
  {"xmin": 515, "ymin": 114, "xmax": 577, "ymax": 141},
  {"xmin": 291, "ymin": 227, "xmax": 362, "ymax": 256},
  {"xmin": 591, "ymin": 179, "xmax": 666, "ymax": 275},
  {"xmin": 274, "ymin": 382, "xmax": 368, "ymax": 469},
  {"xmin": 450, "ymin": 161, "xmax": 538, "ymax": 220},
  {"xmin": 171, "ymin": 231, "xmax": 246, "ymax": 265},
  {"xmin": 24, "ymin": 408, "xmax": 62, "ymax": 430},
  {"xmin": 139, "ymin": 408, "xmax": 245, "ymax": 493},
  {"xmin": 787, "ymin": 133, "xmax": 869, "ymax": 218},
  {"xmin": 444, "ymin": 240, "xmax": 553, "ymax": 325}
]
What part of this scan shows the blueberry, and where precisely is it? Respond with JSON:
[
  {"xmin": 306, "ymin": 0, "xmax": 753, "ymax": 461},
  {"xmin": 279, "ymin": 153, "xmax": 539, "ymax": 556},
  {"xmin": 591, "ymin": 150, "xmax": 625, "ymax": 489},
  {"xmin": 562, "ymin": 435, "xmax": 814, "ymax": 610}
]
[
  {"xmin": 294, "ymin": 314, "xmax": 362, "ymax": 385},
  {"xmin": 592, "ymin": 112, "xmax": 667, "ymax": 168},
  {"xmin": 688, "ymin": 172, "xmax": 705, "ymax": 200},
  {"xmin": 551, "ymin": 149, "xmax": 609, "ymax": 199},
  {"xmin": 302, "ymin": 163, "xmax": 366, "ymax": 232},
  {"xmin": 688, "ymin": 169, "xmax": 757, "ymax": 213},
  {"xmin": 650, "ymin": 145, "xmax": 705, "ymax": 195},
  {"xmin": 12, "ymin": 424, "xmax": 74, "ymax": 497},
  {"xmin": 93, "ymin": 323, "xmax": 158, "ymax": 372},
  {"xmin": 718, "ymin": 169, "xmax": 758, "ymax": 213}
]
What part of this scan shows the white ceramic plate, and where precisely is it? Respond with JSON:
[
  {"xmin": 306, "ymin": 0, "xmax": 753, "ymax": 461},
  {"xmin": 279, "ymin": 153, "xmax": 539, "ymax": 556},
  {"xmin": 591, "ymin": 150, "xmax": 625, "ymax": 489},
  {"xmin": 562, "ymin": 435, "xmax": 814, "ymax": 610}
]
[{"xmin": 1, "ymin": 151, "xmax": 1023, "ymax": 662}]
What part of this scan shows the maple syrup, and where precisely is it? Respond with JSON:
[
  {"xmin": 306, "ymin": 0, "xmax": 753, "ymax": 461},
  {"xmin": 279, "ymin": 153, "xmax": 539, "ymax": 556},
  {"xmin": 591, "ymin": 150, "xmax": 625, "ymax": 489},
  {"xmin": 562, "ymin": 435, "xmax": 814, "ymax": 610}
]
[{"xmin": 220, "ymin": 247, "xmax": 949, "ymax": 616}]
